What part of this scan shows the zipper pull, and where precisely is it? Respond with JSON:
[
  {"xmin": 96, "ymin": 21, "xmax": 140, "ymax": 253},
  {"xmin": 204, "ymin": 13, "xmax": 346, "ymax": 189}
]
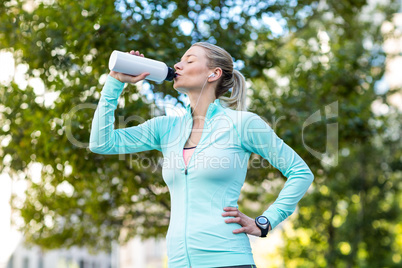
[{"xmin": 185, "ymin": 167, "xmax": 188, "ymax": 175}]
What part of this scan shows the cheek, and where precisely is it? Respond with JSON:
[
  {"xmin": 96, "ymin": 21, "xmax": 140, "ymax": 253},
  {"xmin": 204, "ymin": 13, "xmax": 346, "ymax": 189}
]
[
  {"xmin": 186, "ymin": 64, "xmax": 208, "ymax": 79},
  {"xmin": 179, "ymin": 73, "xmax": 202, "ymax": 85},
  {"xmin": 187, "ymin": 68, "xmax": 204, "ymax": 80},
  {"xmin": 187, "ymin": 70, "xmax": 207, "ymax": 84}
]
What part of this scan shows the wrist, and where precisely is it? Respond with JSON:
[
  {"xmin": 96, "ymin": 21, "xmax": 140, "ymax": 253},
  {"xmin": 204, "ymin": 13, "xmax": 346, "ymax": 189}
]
[
  {"xmin": 255, "ymin": 216, "xmax": 270, "ymax": 237},
  {"xmin": 108, "ymin": 71, "xmax": 123, "ymax": 83}
]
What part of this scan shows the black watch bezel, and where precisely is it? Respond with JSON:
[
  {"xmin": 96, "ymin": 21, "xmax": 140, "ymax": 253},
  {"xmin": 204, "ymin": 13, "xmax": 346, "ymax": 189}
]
[{"xmin": 255, "ymin": 216, "xmax": 270, "ymax": 237}]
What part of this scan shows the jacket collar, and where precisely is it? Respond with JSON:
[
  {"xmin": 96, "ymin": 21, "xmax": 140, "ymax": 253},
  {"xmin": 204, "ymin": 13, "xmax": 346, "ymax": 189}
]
[{"xmin": 185, "ymin": 98, "xmax": 223, "ymax": 121}]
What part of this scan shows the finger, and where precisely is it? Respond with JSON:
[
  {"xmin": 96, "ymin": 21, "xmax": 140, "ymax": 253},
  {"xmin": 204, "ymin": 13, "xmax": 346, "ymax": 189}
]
[
  {"xmin": 233, "ymin": 227, "xmax": 247, "ymax": 234},
  {"xmin": 130, "ymin": 72, "xmax": 150, "ymax": 83},
  {"xmin": 225, "ymin": 216, "xmax": 241, "ymax": 223},
  {"xmin": 135, "ymin": 50, "xmax": 140, "ymax": 55},
  {"xmin": 223, "ymin": 207, "xmax": 238, "ymax": 211},
  {"xmin": 140, "ymin": 53, "xmax": 144, "ymax": 57},
  {"xmin": 224, "ymin": 217, "xmax": 241, "ymax": 224},
  {"xmin": 130, "ymin": 50, "xmax": 135, "ymax": 54},
  {"xmin": 222, "ymin": 211, "xmax": 239, "ymax": 217}
]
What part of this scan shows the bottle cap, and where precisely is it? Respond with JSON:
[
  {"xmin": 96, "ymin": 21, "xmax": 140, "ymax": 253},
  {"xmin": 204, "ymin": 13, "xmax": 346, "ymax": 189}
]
[{"xmin": 165, "ymin": 67, "xmax": 176, "ymax": 81}]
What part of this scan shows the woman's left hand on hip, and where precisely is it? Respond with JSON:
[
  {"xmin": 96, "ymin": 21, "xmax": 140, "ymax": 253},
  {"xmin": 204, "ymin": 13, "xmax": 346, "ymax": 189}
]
[{"xmin": 222, "ymin": 206, "xmax": 267, "ymax": 237}]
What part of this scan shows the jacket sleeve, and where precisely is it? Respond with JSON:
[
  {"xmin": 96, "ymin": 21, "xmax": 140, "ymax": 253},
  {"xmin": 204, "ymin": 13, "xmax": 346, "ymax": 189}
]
[
  {"xmin": 89, "ymin": 75, "xmax": 163, "ymax": 154},
  {"xmin": 240, "ymin": 113, "xmax": 314, "ymax": 229}
]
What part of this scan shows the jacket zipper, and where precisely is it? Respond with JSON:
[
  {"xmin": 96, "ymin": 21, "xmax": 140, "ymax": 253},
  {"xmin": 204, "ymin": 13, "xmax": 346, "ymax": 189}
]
[
  {"xmin": 184, "ymin": 169, "xmax": 191, "ymax": 267},
  {"xmin": 183, "ymin": 105, "xmax": 213, "ymax": 268},
  {"xmin": 183, "ymin": 112, "xmax": 193, "ymax": 268}
]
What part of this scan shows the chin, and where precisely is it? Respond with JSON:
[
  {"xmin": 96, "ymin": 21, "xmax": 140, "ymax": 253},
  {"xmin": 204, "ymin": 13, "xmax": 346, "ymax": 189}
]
[
  {"xmin": 173, "ymin": 84, "xmax": 186, "ymax": 94},
  {"xmin": 173, "ymin": 82, "xmax": 187, "ymax": 93}
]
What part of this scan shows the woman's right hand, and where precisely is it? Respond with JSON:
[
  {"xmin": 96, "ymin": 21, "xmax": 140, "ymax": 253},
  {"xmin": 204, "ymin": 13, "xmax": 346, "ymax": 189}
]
[{"xmin": 109, "ymin": 50, "xmax": 150, "ymax": 84}]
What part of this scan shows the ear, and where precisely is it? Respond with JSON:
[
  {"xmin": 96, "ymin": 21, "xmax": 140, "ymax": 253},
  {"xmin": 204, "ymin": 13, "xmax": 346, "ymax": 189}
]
[{"xmin": 208, "ymin": 68, "xmax": 223, "ymax": 82}]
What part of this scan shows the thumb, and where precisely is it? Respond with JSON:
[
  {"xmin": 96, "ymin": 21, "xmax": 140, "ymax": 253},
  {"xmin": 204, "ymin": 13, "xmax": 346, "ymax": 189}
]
[{"xmin": 131, "ymin": 72, "xmax": 150, "ymax": 84}]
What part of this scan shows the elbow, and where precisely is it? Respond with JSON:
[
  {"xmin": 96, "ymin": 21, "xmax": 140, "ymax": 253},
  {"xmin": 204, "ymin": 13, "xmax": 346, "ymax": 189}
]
[
  {"xmin": 89, "ymin": 145, "xmax": 102, "ymax": 154},
  {"xmin": 88, "ymin": 140, "xmax": 109, "ymax": 154},
  {"xmin": 89, "ymin": 143, "xmax": 102, "ymax": 154},
  {"xmin": 308, "ymin": 170, "xmax": 314, "ymax": 184},
  {"xmin": 89, "ymin": 145, "xmax": 112, "ymax": 154},
  {"xmin": 89, "ymin": 143, "xmax": 113, "ymax": 154},
  {"xmin": 88, "ymin": 137, "xmax": 99, "ymax": 153},
  {"xmin": 89, "ymin": 131, "xmax": 110, "ymax": 154},
  {"xmin": 302, "ymin": 163, "xmax": 314, "ymax": 184}
]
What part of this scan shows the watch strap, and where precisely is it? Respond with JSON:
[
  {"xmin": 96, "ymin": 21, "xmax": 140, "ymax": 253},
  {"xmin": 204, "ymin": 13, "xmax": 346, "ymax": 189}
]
[
  {"xmin": 255, "ymin": 216, "xmax": 270, "ymax": 238},
  {"xmin": 260, "ymin": 225, "xmax": 269, "ymax": 237}
]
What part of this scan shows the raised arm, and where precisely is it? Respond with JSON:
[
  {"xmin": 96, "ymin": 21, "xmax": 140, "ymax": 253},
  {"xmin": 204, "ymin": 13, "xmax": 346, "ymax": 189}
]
[
  {"xmin": 89, "ymin": 50, "xmax": 164, "ymax": 155},
  {"xmin": 241, "ymin": 113, "xmax": 314, "ymax": 230},
  {"xmin": 89, "ymin": 76, "xmax": 166, "ymax": 155}
]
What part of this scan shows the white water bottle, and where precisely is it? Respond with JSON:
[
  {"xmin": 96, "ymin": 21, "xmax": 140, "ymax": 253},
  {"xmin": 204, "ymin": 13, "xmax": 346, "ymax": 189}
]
[{"xmin": 108, "ymin": 50, "xmax": 176, "ymax": 83}]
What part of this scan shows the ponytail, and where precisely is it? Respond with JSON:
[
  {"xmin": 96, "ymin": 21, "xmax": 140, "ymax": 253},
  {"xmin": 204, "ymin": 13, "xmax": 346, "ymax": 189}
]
[
  {"xmin": 191, "ymin": 42, "xmax": 248, "ymax": 111},
  {"xmin": 218, "ymin": 70, "xmax": 247, "ymax": 111}
]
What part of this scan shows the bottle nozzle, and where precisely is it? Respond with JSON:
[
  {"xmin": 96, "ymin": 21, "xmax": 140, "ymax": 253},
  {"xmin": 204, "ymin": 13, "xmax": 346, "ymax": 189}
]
[{"xmin": 165, "ymin": 67, "xmax": 176, "ymax": 81}]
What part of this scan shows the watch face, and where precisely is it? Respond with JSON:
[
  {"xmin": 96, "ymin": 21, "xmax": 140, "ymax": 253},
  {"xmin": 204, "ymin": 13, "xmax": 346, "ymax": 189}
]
[{"xmin": 257, "ymin": 217, "xmax": 268, "ymax": 225}]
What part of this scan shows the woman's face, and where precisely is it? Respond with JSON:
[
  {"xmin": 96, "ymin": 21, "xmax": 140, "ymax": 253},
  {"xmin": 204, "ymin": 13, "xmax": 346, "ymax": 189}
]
[{"xmin": 173, "ymin": 46, "xmax": 212, "ymax": 93}]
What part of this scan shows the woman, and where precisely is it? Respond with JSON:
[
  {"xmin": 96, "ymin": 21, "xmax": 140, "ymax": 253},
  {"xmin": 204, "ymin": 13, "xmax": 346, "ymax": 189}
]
[{"xmin": 89, "ymin": 42, "xmax": 314, "ymax": 268}]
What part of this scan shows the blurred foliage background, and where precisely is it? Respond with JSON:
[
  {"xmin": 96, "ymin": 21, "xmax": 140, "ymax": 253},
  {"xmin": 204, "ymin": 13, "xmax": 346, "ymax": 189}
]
[{"xmin": 1, "ymin": 0, "xmax": 401, "ymax": 267}]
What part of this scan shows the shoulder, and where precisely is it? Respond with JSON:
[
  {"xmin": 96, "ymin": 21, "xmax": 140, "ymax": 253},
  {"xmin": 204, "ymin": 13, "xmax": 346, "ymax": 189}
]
[
  {"xmin": 152, "ymin": 114, "xmax": 183, "ymax": 131},
  {"xmin": 220, "ymin": 107, "xmax": 269, "ymax": 130},
  {"xmin": 152, "ymin": 114, "xmax": 180, "ymax": 123}
]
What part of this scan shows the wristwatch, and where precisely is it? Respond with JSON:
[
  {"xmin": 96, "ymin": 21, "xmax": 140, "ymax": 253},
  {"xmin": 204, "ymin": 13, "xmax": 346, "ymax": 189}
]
[{"xmin": 255, "ymin": 216, "xmax": 270, "ymax": 237}]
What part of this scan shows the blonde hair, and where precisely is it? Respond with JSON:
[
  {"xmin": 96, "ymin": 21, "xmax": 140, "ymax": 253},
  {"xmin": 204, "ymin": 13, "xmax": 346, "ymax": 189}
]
[{"xmin": 191, "ymin": 42, "xmax": 247, "ymax": 111}]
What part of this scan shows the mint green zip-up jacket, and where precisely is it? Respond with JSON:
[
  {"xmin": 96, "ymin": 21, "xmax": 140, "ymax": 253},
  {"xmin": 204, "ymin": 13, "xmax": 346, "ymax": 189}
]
[{"xmin": 89, "ymin": 75, "xmax": 314, "ymax": 268}]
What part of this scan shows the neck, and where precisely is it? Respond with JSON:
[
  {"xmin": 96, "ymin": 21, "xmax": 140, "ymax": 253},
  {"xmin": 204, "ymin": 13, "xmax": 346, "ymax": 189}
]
[{"xmin": 188, "ymin": 86, "xmax": 216, "ymax": 125}]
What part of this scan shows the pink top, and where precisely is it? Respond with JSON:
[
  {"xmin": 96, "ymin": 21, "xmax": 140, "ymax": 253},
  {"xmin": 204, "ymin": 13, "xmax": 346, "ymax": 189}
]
[{"xmin": 183, "ymin": 146, "xmax": 196, "ymax": 166}]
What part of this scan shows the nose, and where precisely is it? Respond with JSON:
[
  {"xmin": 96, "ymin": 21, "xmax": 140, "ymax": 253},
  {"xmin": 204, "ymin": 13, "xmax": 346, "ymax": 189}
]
[{"xmin": 174, "ymin": 61, "xmax": 182, "ymax": 71}]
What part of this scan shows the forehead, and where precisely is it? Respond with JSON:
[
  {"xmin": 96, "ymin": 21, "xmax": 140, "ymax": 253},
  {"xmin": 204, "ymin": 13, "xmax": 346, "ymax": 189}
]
[{"xmin": 182, "ymin": 46, "xmax": 207, "ymax": 59}]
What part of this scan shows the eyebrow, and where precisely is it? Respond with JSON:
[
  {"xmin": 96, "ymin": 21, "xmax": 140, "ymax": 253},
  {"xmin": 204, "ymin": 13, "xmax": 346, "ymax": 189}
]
[{"xmin": 180, "ymin": 54, "xmax": 197, "ymax": 61}]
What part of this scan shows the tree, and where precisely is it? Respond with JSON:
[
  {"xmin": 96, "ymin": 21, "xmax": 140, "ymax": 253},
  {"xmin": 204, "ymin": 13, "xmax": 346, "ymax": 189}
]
[
  {"xmin": 1, "ymin": 0, "xmax": 401, "ymax": 266},
  {"xmin": 0, "ymin": 0, "xmax": 286, "ymax": 251},
  {"xmin": 250, "ymin": 1, "xmax": 402, "ymax": 267}
]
